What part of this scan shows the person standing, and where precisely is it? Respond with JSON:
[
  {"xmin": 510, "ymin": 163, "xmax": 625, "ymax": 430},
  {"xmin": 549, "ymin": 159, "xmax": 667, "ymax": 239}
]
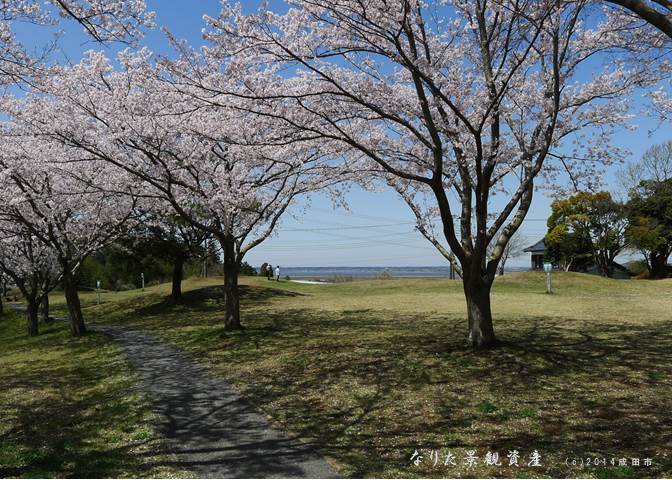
[
  {"xmin": 266, "ymin": 263, "xmax": 273, "ymax": 280},
  {"xmin": 275, "ymin": 265, "xmax": 280, "ymax": 282}
]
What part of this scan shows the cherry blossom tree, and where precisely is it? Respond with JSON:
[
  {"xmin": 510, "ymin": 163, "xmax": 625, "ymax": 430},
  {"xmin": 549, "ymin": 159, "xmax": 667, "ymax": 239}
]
[
  {"xmin": 0, "ymin": 118, "xmax": 137, "ymax": 335},
  {"xmin": 605, "ymin": 0, "xmax": 672, "ymax": 38},
  {"xmin": 47, "ymin": 0, "xmax": 155, "ymax": 42},
  {"xmin": 0, "ymin": 221, "xmax": 59, "ymax": 336},
  {"xmin": 12, "ymin": 49, "xmax": 351, "ymax": 329},
  {"xmin": 191, "ymin": 0, "xmax": 639, "ymax": 347},
  {"xmin": 1, "ymin": 0, "xmax": 151, "ymax": 334},
  {"xmin": 590, "ymin": 2, "xmax": 672, "ymax": 119},
  {"xmin": 1, "ymin": 0, "xmax": 153, "ymax": 87}
]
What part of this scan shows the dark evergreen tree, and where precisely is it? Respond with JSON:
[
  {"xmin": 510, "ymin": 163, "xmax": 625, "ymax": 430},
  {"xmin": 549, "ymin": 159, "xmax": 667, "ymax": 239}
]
[{"xmin": 626, "ymin": 179, "xmax": 672, "ymax": 279}]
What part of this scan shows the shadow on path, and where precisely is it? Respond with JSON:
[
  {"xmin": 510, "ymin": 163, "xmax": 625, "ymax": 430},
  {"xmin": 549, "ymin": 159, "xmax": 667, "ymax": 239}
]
[{"xmin": 93, "ymin": 324, "xmax": 339, "ymax": 479}]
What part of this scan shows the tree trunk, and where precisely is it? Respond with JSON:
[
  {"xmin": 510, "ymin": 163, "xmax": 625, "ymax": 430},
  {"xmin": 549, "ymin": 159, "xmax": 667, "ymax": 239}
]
[
  {"xmin": 40, "ymin": 294, "xmax": 50, "ymax": 323},
  {"xmin": 463, "ymin": 275, "xmax": 497, "ymax": 348},
  {"xmin": 223, "ymin": 262, "xmax": 241, "ymax": 330},
  {"xmin": 27, "ymin": 298, "xmax": 39, "ymax": 336},
  {"xmin": 171, "ymin": 256, "xmax": 184, "ymax": 302},
  {"xmin": 564, "ymin": 258, "xmax": 574, "ymax": 272},
  {"xmin": 605, "ymin": 263, "xmax": 614, "ymax": 278},
  {"xmin": 596, "ymin": 252, "xmax": 611, "ymax": 277},
  {"xmin": 0, "ymin": 277, "xmax": 4, "ymax": 316},
  {"xmin": 220, "ymin": 237, "xmax": 242, "ymax": 330},
  {"xmin": 649, "ymin": 251, "xmax": 669, "ymax": 279},
  {"xmin": 63, "ymin": 270, "xmax": 86, "ymax": 336}
]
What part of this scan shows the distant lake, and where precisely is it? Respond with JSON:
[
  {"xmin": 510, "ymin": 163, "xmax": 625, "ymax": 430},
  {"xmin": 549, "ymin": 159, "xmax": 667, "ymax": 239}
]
[{"xmin": 280, "ymin": 265, "xmax": 530, "ymax": 279}]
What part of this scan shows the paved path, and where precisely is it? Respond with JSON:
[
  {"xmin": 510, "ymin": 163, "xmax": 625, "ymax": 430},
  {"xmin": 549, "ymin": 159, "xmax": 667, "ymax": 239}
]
[
  {"xmin": 8, "ymin": 304, "xmax": 338, "ymax": 477},
  {"xmin": 93, "ymin": 325, "xmax": 339, "ymax": 479}
]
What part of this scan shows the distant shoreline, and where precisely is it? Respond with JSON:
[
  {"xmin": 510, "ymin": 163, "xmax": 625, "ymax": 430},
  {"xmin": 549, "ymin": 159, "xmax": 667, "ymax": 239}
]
[{"xmin": 278, "ymin": 266, "xmax": 530, "ymax": 280}]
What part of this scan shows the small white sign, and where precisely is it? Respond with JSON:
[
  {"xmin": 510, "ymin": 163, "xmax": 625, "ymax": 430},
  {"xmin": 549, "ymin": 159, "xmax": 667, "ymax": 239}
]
[{"xmin": 543, "ymin": 263, "xmax": 552, "ymax": 273}]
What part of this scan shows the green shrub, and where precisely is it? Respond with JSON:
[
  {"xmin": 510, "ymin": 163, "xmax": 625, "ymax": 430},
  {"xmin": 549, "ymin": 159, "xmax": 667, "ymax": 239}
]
[{"xmin": 240, "ymin": 261, "xmax": 257, "ymax": 276}]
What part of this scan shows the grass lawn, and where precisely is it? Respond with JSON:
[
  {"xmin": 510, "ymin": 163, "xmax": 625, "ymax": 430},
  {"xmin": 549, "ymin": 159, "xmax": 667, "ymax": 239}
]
[
  {"xmin": 41, "ymin": 273, "xmax": 672, "ymax": 477},
  {"xmin": 0, "ymin": 309, "xmax": 190, "ymax": 478}
]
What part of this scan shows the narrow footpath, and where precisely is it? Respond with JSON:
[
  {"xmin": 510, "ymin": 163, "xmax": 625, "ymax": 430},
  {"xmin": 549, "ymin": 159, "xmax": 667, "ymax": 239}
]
[
  {"xmin": 93, "ymin": 324, "xmax": 340, "ymax": 478},
  {"xmin": 93, "ymin": 324, "xmax": 339, "ymax": 478}
]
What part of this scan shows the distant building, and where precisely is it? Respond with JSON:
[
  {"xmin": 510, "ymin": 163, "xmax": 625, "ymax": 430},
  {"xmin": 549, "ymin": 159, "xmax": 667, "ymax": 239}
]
[
  {"xmin": 523, "ymin": 238, "xmax": 633, "ymax": 279},
  {"xmin": 523, "ymin": 238, "xmax": 546, "ymax": 270}
]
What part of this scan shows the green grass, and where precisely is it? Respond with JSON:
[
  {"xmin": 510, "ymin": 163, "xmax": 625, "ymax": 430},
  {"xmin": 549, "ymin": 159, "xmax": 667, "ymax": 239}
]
[
  {"xmin": 0, "ymin": 310, "xmax": 190, "ymax": 478},
  {"xmin": 40, "ymin": 273, "xmax": 672, "ymax": 477},
  {"xmin": 477, "ymin": 402, "xmax": 498, "ymax": 414}
]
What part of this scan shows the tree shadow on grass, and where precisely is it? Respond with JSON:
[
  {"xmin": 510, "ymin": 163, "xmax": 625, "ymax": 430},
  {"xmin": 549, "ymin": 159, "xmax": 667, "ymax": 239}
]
[
  {"xmin": 0, "ymin": 389, "xmax": 161, "ymax": 479},
  {"xmin": 79, "ymin": 282, "xmax": 672, "ymax": 478},
  {"xmin": 132, "ymin": 284, "xmax": 306, "ymax": 318},
  {"xmin": 185, "ymin": 305, "xmax": 672, "ymax": 478},
  {"xmin": 76, "ymin": 325, "xmax": 340, "ymax": 479},
  {"xmin": 0, "ymin": 324, "xmax": 177, "ymax": 478}
]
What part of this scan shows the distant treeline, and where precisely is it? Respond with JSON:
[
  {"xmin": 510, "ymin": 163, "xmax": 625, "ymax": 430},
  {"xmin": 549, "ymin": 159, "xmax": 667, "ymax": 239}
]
[
  {"xmin": 76, "ymin": 240, "xmax": 258, "ymax": 293},
  {"xmin": 545, "ymin": 143, "xmax": 672, "ymax": 279}
]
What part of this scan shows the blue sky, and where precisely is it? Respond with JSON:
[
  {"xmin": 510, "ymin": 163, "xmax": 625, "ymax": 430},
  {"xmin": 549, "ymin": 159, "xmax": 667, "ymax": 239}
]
[{"xmin": 11, "ymin": 1, "xmax": 671, "ymax": 268}]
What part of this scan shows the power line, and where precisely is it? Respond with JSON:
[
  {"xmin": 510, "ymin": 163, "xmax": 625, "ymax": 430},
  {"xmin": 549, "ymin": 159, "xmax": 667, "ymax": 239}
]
[
  {"xmin": 282, "ymin": 217, "xmax": 548, "ymax": 233},
  {"xmin": 261, "ymin": 226, "xmax": 549, "ymax": 251},
  {"xmin": 253, "ymin": 211, "xmax": 551, "ymax": 256},
  {"xmin": 262, "ymin": 231, "xmax": 419, "ymax": 246},
  {"xmin": 282, "ymin": 222, "xmax": 416, "ymax": 232},
  {"xmin": 307, "ymin": 206, "xmax": 550, "ymax": 222}
]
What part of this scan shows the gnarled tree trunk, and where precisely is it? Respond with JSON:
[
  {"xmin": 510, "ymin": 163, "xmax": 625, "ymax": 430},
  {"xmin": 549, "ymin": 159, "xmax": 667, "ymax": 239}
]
[
  {"xmin": 221, "ymin": 237, "xmax": 242, "ymax": 330},
  {"xmin": 0, "ymin": 276, "xmax": 5, "ymax": 317},
  {"xmin": 40, "ymin": 294, "xmax": 50, "ymax": 323},
  {"xmin": 27, "ymin": 298, "xmax": 39, "ymax": 336},
  {"xmin": 649, "ymin": 251, "xmax": 670, "ymax": 279},
  {"xmin": 63, "ymin": 270, "xmax": 86, "ymax": 336},
  {"xmin": 462, "ymin": 271, "xmax": 497, "ymax": 348},
  {"xmin": 171, "ymin": 256, "xmax": 185, "ymax": 302}
]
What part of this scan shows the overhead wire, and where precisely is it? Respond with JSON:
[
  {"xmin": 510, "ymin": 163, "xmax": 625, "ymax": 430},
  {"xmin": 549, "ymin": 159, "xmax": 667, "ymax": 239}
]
[{"xmin": 254, "ymin": 208, "xmax": 550, "ymax": 258}]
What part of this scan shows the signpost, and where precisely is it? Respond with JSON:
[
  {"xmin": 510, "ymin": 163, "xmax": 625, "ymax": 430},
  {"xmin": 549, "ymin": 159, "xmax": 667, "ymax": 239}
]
[
  {"xmin": 141, "ymin": 273, "xmax": 145, "ymax": 291},
  {"xmin": 543, "ymin": 262, "xmax": 553, "ymax": 294},
  {"xmin": 96, "ymin": 280, "xmax": 101, "ymax": 305}
]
